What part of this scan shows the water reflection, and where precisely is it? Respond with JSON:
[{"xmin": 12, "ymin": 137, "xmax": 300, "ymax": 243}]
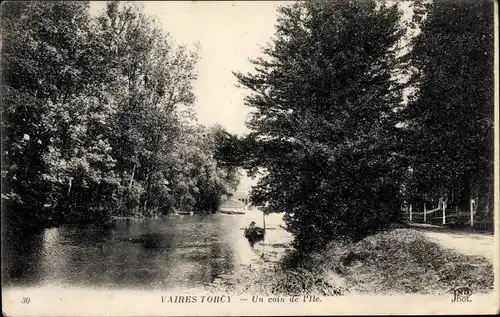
[
  {"xmin": 2, "ymin": 229, "xmax": 44, "ymax": 287},
  {"xmin": 2, "ymin": 213, "xmax": 287, "ymax": 290},
  {"xmin": 247, "ymin": 236, "xmax": 265, "ymax": 248}
]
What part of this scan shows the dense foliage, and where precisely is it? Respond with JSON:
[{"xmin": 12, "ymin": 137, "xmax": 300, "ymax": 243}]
[
  {"xmin": 230, "ymin": 0, "xmax": 494, "ymax": 250},
  {"xmin": 233, "ymin": 0, "xmax": 407, "ymax": 250},
  {"xmin": 1, "ymin": 1, "xmax": 239, "ymax": 229},
  {"xmin": 402, "ymin": 0, "xmax": 494, "ymax": 225}
]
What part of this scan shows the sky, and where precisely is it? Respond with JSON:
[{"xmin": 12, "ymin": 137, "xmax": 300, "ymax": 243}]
[{"xmin": 144, "ymin": 1, "xmax": 289, "ymax": 136}]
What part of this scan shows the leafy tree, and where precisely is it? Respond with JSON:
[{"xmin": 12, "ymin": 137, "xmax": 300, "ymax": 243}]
[
  {"xmin": 168, "ymin": 124, "xmax": 240, "ymax": 213},
  {"xmin": 1, "ymin": 1, "xmax": 236, "ymax": 229},
  {"xmin": 234, "ymin": 0, "xmax": 406, "ymax": 251},
  {"xmin": 1, "ymin": 1, "xmax": 95, "ymax": 227},
  {"xmin": 403, "ymin": 0, "xmax": 494, "ymax": 226},
  {"xmin": 91, "ymin": 2, "xmax": 199, "ymax": 216}
]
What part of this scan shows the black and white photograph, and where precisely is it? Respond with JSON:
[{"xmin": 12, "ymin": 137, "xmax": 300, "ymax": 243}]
[{"xmin": 1, "ymin": 0, "xmax": 498, "ymax": 315}]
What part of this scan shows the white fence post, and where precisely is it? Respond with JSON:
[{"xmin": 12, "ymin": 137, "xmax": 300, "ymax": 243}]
[
  {"xmin": 470, "ymin": 199, "xmax": 474, "ymax": 227},
  {"xmin": 409, "ymin": 204, "xmax": 413, "ymax": 222},
  {"xmin": 424, "ymin": 203, "xmax": 426, "ymax": 222},
  {"xmin": 442, "ymin": 201, "xmax": 446, "ymax": 225}
]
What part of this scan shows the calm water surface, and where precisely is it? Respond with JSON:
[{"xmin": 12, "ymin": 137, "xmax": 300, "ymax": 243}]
[{"xmin": 2, "ymin": 212, "xmax": 290, "ymax": 291}]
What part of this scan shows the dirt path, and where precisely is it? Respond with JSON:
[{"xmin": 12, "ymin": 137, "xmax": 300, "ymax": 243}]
[{"xmin": 420, "ymin": 230, "xmax": 495, "ymax": 262}]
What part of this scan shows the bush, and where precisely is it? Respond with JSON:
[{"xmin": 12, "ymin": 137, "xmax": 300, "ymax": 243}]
[{"xmin": 283, "ymin": 181, "xmax": 404, "ymax": 252}]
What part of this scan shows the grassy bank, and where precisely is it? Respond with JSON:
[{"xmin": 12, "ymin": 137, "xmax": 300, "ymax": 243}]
[
  {"xmin": 324, "ymin": 229, "xmax": 493, "ymax": 294},
  {"xmin": 221, "ymin": 229, "xmax": 494, "ymax": 295}
]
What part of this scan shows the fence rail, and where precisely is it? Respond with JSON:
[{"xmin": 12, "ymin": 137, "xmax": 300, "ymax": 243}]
[{"xmin": 402, "ymin": 199, "xmax": 477, "ymax": 227}]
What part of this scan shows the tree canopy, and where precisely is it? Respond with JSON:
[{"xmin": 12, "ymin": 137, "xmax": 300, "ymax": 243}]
[
  {"xmin": 1, "ymin": 1, "xmax": 239, "ymax": 229},
  {"xmin": 402, "ymin": 0, "xmax": 494, "ymax": 224},
  {"xmin": 233, "ymin": 0, "xmax": 407, "ymax": 250}
]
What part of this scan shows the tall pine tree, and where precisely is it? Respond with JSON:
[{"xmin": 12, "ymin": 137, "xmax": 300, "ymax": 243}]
[{"xmin": 235, "ymin": 0, "xmax": 406, "ymax": 250}]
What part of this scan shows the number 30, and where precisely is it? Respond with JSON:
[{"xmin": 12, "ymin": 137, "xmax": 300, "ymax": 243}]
[{"xmin": 21, "ymin": 297, "xmax": 30, "ymax": 304}]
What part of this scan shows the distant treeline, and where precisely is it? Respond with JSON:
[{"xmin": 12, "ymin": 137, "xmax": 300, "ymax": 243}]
[
  {"xmin": 217, "ymin": 0, "xmax": 494, "ymax": 251},
  {"xmin": 1, "ymin": 2, "xmax": 239, "ymax": 229}
]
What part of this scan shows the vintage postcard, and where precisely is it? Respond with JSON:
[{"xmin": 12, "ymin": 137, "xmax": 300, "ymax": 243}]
[{"xmin": 1, "ymin": 0, "xmax": 499, "ymax": 316}]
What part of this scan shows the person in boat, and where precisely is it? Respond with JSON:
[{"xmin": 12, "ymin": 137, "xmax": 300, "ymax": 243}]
[
  {"xmin": 244, "ymin": 221, "xmax": 264, "ymax": 240},
  {"xmin": 244, "ymin": 221, "xmax": 256, "ymax": 237}
]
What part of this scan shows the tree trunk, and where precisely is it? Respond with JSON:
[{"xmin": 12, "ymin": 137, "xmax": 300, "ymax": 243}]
[
  {"xmin": 475, "ymin": 175, "xmax": 493, "ymax": 229},
  {"xmin": 67, "ymin": 177, "xmax": 73, "ymax": 195},
  {"xmin": 128, "ymin": 164, "xmax": 136, "ymax": 190}
]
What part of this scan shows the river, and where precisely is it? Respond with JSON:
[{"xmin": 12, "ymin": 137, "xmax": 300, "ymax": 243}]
[{"xmin": 2, "ymin": 210, "xmax": 291, "ymax": 291}]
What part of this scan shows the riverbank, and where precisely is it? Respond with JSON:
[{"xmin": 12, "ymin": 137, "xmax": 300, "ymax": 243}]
[{"xmin": 218, "ymin": 228, "xmax": 494, "ymax": 295}]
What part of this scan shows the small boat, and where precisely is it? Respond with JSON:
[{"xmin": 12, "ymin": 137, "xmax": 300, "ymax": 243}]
[
  {"xmin": 244, "ymin": 211, "xmax": 267, "ymax": 245},
  {"xmin": 244, "ymin": 226, "xmax": 265, "ymax": 241},
  {"xmin": 220, "ymin": 210, "xmax": 246, "ymax": 215},
  {"xmin": 177, "ymin": 211, "xmax": 194, "ymax": 215}
]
